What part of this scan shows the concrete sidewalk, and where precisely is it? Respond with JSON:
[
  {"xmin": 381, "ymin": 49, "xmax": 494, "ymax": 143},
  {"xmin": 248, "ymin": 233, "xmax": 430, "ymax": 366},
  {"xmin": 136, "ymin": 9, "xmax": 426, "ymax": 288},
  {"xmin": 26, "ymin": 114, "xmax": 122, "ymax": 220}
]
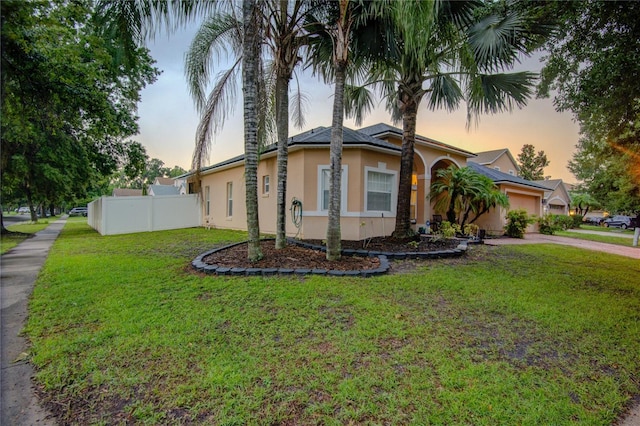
[{"xmin": 1, "ymin": 217, "xmax": 66, "ymax": 426}]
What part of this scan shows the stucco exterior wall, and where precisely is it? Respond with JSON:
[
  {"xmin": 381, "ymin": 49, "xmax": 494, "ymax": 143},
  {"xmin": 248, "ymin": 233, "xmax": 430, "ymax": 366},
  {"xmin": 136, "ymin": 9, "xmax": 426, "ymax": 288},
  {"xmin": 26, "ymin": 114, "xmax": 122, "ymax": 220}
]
[
  {"xmin": 473, "ymin": 184, "xmax": 543, "ymax": 235},
  {"xmin": 488, "ymin": 154, "xmax": 518, "ymax": 176}
]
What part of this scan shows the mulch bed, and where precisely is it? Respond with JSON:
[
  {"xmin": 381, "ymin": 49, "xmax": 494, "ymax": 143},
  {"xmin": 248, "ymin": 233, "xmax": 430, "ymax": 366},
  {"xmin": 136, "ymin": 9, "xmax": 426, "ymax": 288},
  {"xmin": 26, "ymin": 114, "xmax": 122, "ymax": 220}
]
[{"xmin": 202, "ymin": 236, "xmax": 462, "ymax": 271}]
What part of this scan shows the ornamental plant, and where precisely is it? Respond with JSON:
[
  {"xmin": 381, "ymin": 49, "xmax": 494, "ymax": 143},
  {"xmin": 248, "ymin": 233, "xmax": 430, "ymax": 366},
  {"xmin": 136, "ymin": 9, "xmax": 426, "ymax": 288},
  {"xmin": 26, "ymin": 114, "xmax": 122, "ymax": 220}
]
[{"xmin": 505, "ymin": 209, "xmax": 533, "ymax": 238}]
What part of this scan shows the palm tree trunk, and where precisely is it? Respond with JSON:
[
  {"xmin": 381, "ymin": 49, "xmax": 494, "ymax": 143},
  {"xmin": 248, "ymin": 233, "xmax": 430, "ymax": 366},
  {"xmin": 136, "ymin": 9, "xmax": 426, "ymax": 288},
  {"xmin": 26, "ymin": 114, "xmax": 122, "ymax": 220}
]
[
  {"xmin": 275, "ymin": 70, "xmax": 289, "ymax": 249},
  {"xmin": 326, "ymin": 63, "xmax": 347, "ymax": 261},
  {"xmin": 243, "ymin": 0, "xmax": 263, "ymax": 261},
  {"xmin": 393, "ymin": 94, "xmax": 419, "ymax": 238}
]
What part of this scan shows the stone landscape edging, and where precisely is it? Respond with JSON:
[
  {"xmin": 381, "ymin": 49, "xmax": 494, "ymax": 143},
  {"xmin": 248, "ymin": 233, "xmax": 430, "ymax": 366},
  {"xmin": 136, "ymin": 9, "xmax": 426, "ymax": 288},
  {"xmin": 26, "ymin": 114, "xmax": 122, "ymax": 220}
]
[{"xmin": 192, "ymin": 238, "xmax": 469, "ymax": 277}]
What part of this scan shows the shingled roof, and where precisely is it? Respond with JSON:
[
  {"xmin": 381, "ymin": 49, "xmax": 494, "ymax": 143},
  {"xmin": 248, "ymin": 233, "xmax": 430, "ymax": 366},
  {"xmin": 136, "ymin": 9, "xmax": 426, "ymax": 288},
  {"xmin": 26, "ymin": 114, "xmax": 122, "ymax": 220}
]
[
  {"xmin": 196, "ymin": 125, "xmax": 401, "ymax": 175},
  {"xmin": 468, "ymin": 162, "xmax": 549, "ymax": 190},
  {"xmin": 359, "ymin": 123, "xmax": 476, "ymax": 157}
]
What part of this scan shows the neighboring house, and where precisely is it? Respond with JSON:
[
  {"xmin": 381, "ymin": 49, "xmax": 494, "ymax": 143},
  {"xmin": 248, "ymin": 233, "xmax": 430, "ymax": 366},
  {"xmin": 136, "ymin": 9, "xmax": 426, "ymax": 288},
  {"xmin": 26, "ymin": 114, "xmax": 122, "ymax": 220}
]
[
  {"xmin": 187, "ymin": 123, "xmax": 546, "ymax": 240},
  {"xmin": 468, "ymin": 162, "xmax": 548, "ymax": 234},
  {"xmin": 153, "ymin": 177, "xmax": 174, "ymax": 185},
  {"xmin": 148, "ymin": 184, "xmax": 181, "ymax": 197},
  {"xmin": 534, "ymin": 179, "xmax": 572, "ymax": 215},
  {"xmin": 469, "ymin": 149, "xmax": 519, "ymax": 176},
  {"xmin": 112, "ymin": 188, "xmax": 143, "ymax": 197}
]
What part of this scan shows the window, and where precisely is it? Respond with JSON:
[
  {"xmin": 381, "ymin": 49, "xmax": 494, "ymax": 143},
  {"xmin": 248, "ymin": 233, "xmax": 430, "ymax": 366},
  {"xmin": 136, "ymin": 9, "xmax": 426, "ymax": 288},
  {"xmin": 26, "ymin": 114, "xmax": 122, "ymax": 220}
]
[
  {"xmin": 205, "ymin": 186, "xmax": 210, "ymax": 216},
  {"xmin": 226, "ymin": 182, "xmax": 233, "ymax": 217},
  {"xmin": 318, "ymin": 165, "xmax": 347, "ymax": 212},
  {"xmin": 366, "ymin": 168, "xmax": 396, "ymax": 212},
  {"xmin": 320, "ymin": 168, "xmax": 330, "ymax": 210},
  {"xmin": 508, "ymin": 169, "xmax": 515, "ymax": 176},
  {"xmin": 494, "ymin": 166, "xmax": 501, "ymax": 171},
  {"xmin": 262, "ymin": 175, "xmax": 270, "ymax": 195}
]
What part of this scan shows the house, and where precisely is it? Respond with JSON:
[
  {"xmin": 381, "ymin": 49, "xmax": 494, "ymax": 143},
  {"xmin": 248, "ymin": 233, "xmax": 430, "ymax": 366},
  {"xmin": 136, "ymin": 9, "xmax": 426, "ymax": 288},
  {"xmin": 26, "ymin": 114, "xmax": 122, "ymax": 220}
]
[
  {"xmin": 112, "ymin": 188, "xmax": 143, "ymax": 197},
  {"xmin": 148, "ymin": 184, "xmax": 181, "ymax": 196},
  {"xmin": 468, "ymin": 162, "xmax": 548, "ymax": 234},
  {"xmin": 534, "ymin": 179, "xmax": 572, "ymax": 215},
  {"xmin": 153, "ymin": 177, "xmax": 175, "ymax": 185},
  {"xmin": 468, "ymin": 149, "xmax": 520, "ymax": 177},
  {"xmin": 188, "ymin": 123, "xmax": 545, "ymax": 240},
  {"xmin": 153, "ymin": 176, "xmax": 187, "ymax": 195}
]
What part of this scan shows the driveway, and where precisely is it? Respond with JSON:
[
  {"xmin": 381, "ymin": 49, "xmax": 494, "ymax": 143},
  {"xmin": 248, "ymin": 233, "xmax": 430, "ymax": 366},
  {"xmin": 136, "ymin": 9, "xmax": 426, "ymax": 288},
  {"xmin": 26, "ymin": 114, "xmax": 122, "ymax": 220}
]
[{"xmin": 484, "ymin": 232, "xmax": 639, "ymax": 259}]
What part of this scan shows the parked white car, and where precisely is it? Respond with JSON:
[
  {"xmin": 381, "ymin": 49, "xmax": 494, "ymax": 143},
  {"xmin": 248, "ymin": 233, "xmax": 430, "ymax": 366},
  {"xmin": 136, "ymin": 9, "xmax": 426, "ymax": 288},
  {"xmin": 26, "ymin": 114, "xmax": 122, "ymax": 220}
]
[{"xmin": 68, "ymin": 207, "xmax": 88, "ymax": 217}]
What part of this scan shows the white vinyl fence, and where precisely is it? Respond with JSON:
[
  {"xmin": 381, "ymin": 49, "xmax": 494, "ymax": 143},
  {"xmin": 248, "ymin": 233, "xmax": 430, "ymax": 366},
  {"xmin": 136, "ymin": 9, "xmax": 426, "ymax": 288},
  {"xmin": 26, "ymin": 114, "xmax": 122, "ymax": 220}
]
[{"xmin": 89, "ymin": 194, "xmax": 201, "ymax": 235}]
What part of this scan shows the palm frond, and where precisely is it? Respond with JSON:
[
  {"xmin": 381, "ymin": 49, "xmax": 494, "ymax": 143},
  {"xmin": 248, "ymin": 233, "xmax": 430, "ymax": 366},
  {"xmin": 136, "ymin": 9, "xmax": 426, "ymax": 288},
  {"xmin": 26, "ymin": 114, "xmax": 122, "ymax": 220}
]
[
  {"xmin": 290, "ymin": 71, "xmax": 309, "ymax": 130},
  {"xmin": 467, "ymin": 12, "xmax": 527, "ymax": 72},
  {"xmin": 184, "ymin": 13, "xmax": 242, "ymax": 111},
  {"xmin": 426, "ymin": 74, "xmax": 463, "ymax": 112},
  {"xmin": 192, "ymin": 62, "xmax": 240, "ymax": 171},
  {"xmin": 467, "ymin": 71, "xmax": 535, "ymax": 127},
  {"xmin": 344, "ymin": 85, "xmax": 374, "ymax": 127}
]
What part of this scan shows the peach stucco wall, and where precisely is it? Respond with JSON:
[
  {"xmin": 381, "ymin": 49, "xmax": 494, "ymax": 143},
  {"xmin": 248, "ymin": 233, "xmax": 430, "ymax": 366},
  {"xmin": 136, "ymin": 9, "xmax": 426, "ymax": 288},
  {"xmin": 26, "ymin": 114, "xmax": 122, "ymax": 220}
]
[
  {"xmin": 197, "ymin": 141, "xmax": 541, "ymax": 240},
  {"xmin": 473, "ymin": 184, "xmax": 543, "ymax": 235},
  {"xmin": 488, "ymin": 154, "xmax": 518, "ymax": 176},
  {"xmin": 198, "ymin": 147, "xmax": 401, "ymax": 240}
]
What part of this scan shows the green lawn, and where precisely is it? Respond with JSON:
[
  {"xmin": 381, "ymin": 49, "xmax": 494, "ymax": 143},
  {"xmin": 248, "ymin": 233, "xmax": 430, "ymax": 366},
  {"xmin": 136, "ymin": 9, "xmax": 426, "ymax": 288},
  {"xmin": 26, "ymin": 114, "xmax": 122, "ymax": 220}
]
[
  {"xmin": 0, "ymin": 220, "xmax": 52, "ymax": 255},
  {"xmin": 26, "ymin": 222, "xmax": 640, "ymax": 425},
  {"xmin": 557, "ymin": 230, "xmax": 637, "ymax": 247}
]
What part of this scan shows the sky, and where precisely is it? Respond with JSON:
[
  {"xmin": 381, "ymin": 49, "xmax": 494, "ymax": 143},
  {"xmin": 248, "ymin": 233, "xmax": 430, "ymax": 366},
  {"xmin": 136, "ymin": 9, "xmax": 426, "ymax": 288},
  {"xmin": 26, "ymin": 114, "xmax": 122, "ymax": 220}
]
[{"xmin": 135, "ymin": 25, "xmax": 581, "ymax": 183}]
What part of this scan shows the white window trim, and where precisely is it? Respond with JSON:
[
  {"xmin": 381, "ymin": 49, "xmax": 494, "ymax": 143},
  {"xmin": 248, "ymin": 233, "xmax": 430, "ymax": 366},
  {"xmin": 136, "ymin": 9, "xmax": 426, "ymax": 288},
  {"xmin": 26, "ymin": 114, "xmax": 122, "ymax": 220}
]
[
  {"xmin": 494, "ymin": 166, "xmax": 501, "ymax": 171},
  {"xmin": 262, "ymin": 175, "xmax": 270, "ymax": 196},
  {"xmin": 226, "ymin": 182, "xmax": 233, "ymax": 218},
  {"xmin": 364, "ymin": 165, "xmax": 397, "ymax": 215},
  {"xmin": 205, "ymin": 185, "xmax": 210, "ymax": 216},
  {"xmin": 317, "ymin": 164, "xmax": 348, "ymax": 214}
]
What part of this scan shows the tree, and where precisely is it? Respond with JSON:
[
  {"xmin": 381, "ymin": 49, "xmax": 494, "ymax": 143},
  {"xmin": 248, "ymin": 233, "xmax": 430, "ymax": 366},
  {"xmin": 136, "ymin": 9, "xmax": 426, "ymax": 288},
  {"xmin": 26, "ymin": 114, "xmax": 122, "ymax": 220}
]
[
  {"xmin": 517, "ymin": 144, "xmax": 549, "ymax": 180},
  {"xmin": 537, "ymin": 1, "xmax": 640, "ymax": 215},
  {"xmin": 538, "ymin": 1, "xmax": 640, "ymax": 150},
  {"xmin": 243, "ymin": 0, "xmax": 263, "ymax": 261},
  {"xmin": 187, "ymin": 1, "xmax": 313, "ymax": 250},
  {"xmin": 570, "ymin": 191, "xmax": 598, "ymax": 217},
  {"xmin": 430, "ymin": 166, "xmax": 508, "ymax": 227},
  {"xmin": 568, "ymin": 133, "xmax": 640, "ymax": 214},
  {"xmin": 1, "ymin": 0, "xmax": 159, "ymax": 224},
  {"xmin": 308, "ymin": 0, "xmax": 386, "ymax": 260},
  {"xmin": 348, "ymin": 1, "xmax": 547, "ymax": 238}
]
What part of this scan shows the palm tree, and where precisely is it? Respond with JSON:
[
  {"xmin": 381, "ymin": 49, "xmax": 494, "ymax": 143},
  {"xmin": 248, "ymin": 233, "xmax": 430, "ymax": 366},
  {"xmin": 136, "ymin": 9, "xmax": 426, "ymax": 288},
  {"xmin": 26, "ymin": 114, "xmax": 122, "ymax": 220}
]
[
  {"xmin": 186, "ymin": 1, "xmax": 314, "ymax": 250},
  {"xmin": 570, "ymin": 192, "xmax": 598, "ymax": 217},
  {"xmin": 430, "ymin": 166, "xmax": 484, "ymax": 225},
  {"xmin": 243, "ymin": 0, "xmax": 263, "ymax": 261},
  {"xmin": 265, "ymin": 0, "xmax": 316, "ymax": 249},
  {"xmin": 348, "ymin": 1, "xmax": 547, "ymax": 237},
  {"xmin": 462, "ymin": 175, "xmax": 509, "ymax": 226},
  {"xmin": 308, "ymin": 0, "xmax": 387, "ymax": 260}
]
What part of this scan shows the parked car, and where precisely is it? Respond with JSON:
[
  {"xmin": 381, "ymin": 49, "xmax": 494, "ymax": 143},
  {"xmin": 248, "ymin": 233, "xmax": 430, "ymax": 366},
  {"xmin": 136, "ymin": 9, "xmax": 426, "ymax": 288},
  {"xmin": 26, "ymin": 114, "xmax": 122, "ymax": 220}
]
[
  {"xmin": 68, "ymin": 207, "xmax": 88, "ymax": 217},
  {"xmin": 17, "ymin": 207, "xmax": 30, "ymax": 215},
  {"xmin": 602, "ymin": 215, "xmax": 632, "ymax": 229},
  {"xmin": 583, "ymin": 216, "xmax": 604, "ymax": 225}
]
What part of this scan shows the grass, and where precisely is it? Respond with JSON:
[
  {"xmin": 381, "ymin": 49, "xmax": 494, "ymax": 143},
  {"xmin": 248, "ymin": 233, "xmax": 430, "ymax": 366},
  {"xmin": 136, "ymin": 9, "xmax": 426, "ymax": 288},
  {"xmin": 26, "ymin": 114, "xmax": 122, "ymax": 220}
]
[
  {"xmin": 555, "ymin": 225, "xmax": 638, "ymax": 248},
  {"xmin": 1, "ymin": 220, "xmax": 52, "ymax": 255},
  {"xmin": 557, "ymin": 230, "xmax": 637, "ymax": 247},
  {"xmin": 26, "ymin": 222, "xmax": 640, "ymax": 425}
]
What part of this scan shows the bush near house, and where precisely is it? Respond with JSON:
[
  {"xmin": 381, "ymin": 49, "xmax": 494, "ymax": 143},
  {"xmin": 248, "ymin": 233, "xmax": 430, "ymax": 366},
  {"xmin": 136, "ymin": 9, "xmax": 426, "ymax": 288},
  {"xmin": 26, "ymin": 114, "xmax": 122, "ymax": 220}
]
[{"xmin": 505, "ymin": 209, "xmax": 533, "ymax": 238}]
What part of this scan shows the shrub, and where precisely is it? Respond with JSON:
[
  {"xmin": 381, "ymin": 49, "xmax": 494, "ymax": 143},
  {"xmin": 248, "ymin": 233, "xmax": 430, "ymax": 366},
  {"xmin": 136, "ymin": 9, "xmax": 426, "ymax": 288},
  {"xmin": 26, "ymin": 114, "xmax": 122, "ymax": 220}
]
[
  {"xmin": 552, "ymin": 214, "xmax": 574, "ymax": 230},
  {"xmin": 438, "ymin": 221, "xmax": 460, "ymax": 238},
  {"xmin": 538, "ymin": 214, "xmax": 559, "ymax": 235},
  {"xmin": 571, "ymin": 214, "xmax": 583, "ymax": 228},
  {"xmin": 463, "ymin": 223, "xmax": 479, "ymax": 238},
  {"xmin": 505, "ymin": 209, "xmax": 533, "ymax": 238}
]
